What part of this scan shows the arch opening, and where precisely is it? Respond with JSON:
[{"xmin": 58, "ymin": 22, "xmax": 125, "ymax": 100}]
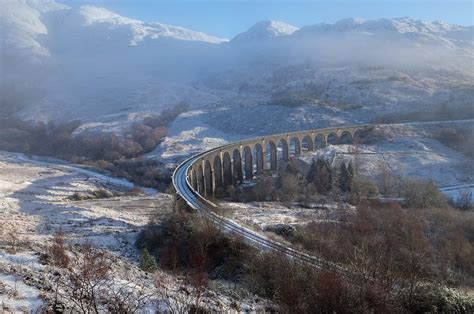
[
  {"xmin": 339, "ymin": 131, "xmax": 353, "ymax": 144},
  {"xmin": 192, "ymin": 169, "xmax": 198, "ymax": 190},
  {"xmin": 327, "ymin": 133, "xmax": 339, "ymax": 146},
  {"xmin": 315, "ymin": 134, "xmax": 326, "ymax": 149},
  {"xmin": 278, "ymin": 139, "xmax": 289, "ymax": 162},
  {"xmin": 290, "ymin": 137, "xmax": 301, "ymax": 156},
  {"xmin": 204, "ymin": 160, "xmax": 213, "ymax": 196},
  {"xmin": 265, "ymin": 141, "xmax": 277, "ymax": 171},
  {"xmin": 254, "ymin": 143, "xmax": 264, "ymax": 174},
  {"xmin": 213, "ymin": 156, "xmax": 223, "ymax": 189},
  {"xmin": 243, "ymin": 146, "xmax": 253, "ymax": 180},
  {"xmin": 301, "ymin": 135, "xmax": 314, "ymax": 152},
  {"xmin": 197, "ymin": 165, "xmax": 204, "ymax": 194},
  {"xmin": 232, "ymin": 149, "xmax": 243, "ymax": 185},
  {"xmin": 223, "ymin": 152, "xmax": 232, "ymax": 187}
]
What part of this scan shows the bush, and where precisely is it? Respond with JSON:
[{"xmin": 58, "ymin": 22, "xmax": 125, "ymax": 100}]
[
  {"xmin": 453, "ymin": 190, "xmax": 473, "ymax": 211},
  {"xmin": 402, "ymin": 179, "xmax": 447, "ymax": 208},
  {"xmin": 48, "ymin": 231, "xmax": 70, "ymax": 268},
  {"xmin": 91, "ymin": 189, "xmax": 113, "ymax": 199},
  {"xmin": 136, "ymin": 210, "xmax": 250, "ymax": 281},
  {"xmin": 350, "ymin": 177, "xmax": 379, "ymax": 203}
]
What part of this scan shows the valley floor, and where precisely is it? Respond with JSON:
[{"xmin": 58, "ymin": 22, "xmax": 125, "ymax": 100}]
[{"xmin": 0, "ymin": 152, "xmax": 269, "ymax": 312}]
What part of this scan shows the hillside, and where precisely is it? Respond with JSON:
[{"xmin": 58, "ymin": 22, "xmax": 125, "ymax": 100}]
[{"xmin": 1, "ymin": 1, "xmax": 472, "ymax": 130}]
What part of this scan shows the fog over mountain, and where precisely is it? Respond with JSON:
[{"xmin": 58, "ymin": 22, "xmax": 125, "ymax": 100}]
[{"xmin": 1, "ymin": 0, "xmax": 473, "ymax": 129}]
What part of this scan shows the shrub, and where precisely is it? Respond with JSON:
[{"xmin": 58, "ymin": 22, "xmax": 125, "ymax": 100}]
[
  {"xmin": 350, "ymin": 177, "xmax": 379, "ymax": 203},
  {"xmin": 48, "ymin": 231, "xmax": 70, "ymax": 268},
  {"xmin": 136, "ymin": 210, "xmax": 250, "ymax": 281},
  {"xmin": 91, "ymin": 189, "xmax": 113, "ymax": 199},
  {"xmin": 402, "ymin": 179, "xmax": 447, "ymax": 208}
]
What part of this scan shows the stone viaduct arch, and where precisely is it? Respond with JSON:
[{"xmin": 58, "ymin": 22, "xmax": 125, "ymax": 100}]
[
  {"xmin": 327, "ymin": 132, "xmax": 339, "ymax": 145},
  {"xmin": 339, "ymin": 131, "xmax": 353, "ymax": 144},
  {"xmin": 243, "ymin": 146, "xmax": 253, "ymax": 180},
  {"xmin": 232, "ymin": 149, "xmax": 243, "ymax": 185},
  {"xmin": 192, "ymin": 169, "xmax": 198, "ymax": 190},
  {"xmin": 290, "ymin": 137, "xmax": 301, "ymax": 156},
  {"xmin": 266, "ymin": 141, "xmax": 277, "ymax": 171},
  {"xmin": 196, "ymin": 164, "xmax": 204, "ymax": 194},
  {"xmin": 301, "ymin": 135, "xmax": 314, "ymax": 152},
  {"xmin": 213, "ymin": 155, "xmax": 223, "ymax": 190},
  {"xmin": 254, "ymin": 143, "xmax": 264, "ymax": 174},
  {"xmin": 223, "ymin": 152, "xmax": 232, "ymax": 187},
  {"xmin": 187, "ymin": 125, "xmax": 372, "ymax": 197},
  {"xmin": 315, "ymin": 133, "xmax": 326, "ymax": 149},
  {"xmin": 278, "ymin": 139, "xmax": 289, "ymax": 162},
  {"xmin": 204, "ymin": 160, "xmax": 212, "ymax": 196}
]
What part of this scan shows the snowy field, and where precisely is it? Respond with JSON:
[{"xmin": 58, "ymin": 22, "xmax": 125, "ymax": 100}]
[
  {"xmin": 301, "ymin": 137, "xmax": 473, "ymax": 194},
  {"xmin": 220, "ymin": 201, "xmax": 353, "ymax": 233},
  {"xmin": 0, "ymin": 151, "xmax": 271, "ymax": 311},
  {"xmin": 0, "ymin": 151, "xmax": 168, "ymax": 311}
]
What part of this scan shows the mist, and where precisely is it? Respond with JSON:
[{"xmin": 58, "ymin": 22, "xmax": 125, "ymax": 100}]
[{"xmin": 1, "ymin": 2, "xmax": 473, "ymax": 123}]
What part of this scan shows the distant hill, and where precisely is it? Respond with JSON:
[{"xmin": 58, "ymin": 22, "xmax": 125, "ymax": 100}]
[{"xmin": 1, "ymin": 0, "xmax": 472, "ymax": 129}]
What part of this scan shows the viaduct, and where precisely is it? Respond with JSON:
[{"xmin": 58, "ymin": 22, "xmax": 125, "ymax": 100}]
[
  {"xmin": 172, "ymin": 124, "xmax": 374, "ymax": 268},
  {"xmin": 186, "ymin": 124, "xmax": 373, "ymax": 198}
]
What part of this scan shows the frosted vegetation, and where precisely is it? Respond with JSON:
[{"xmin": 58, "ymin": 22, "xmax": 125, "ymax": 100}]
[{"xmin": 1, "ymin": 0, "xmax": 473, "ymax": 311}]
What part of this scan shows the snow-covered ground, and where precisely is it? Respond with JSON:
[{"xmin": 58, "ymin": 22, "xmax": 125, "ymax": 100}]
[
  {"xmin": 220, "ymin": 201, "xmax": 353, "ymax": 232},
  {"xmin": 0, "ymin": 151, "xmax": 273, "ymax": 311},
  {"xmin": 300, "ymin": 137, "xmax": 472, "ymax": 191},
  {"xmin": 0, "ymin": 151, "xmax": 169, "ymax": 310},
  {"xmin": 217, "ymin": 121, "xmax": 473, "ymax": 235},
  {"xmin": 298, "ymin": 124, "xmax": 474, "ymax": 201},
  {"xmin": 148, "ymin": 109, "xmax": 244, "ymax": 163}
]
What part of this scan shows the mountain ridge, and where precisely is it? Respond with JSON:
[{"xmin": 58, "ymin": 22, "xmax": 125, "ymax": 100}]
[
  {"xmin": 231, "ymin": 20, "xmax": 299, "ymax": 42},
  {"xmin": 1, "ymin": 0, "xmax": 473, "ymax": 126}
]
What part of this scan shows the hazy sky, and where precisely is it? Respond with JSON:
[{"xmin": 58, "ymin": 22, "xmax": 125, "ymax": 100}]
[{"xmin": 65, "ymin": 0, "xmax": 474, "ymax": 38}]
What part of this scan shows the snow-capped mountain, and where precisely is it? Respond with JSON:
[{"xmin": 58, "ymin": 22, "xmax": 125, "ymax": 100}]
[
  {"xmin": 295, "ymin": 17, "xmax": 473, "ymax": 50},
  {"xmin": 1, "ymin": 0, "xmax": 473, "ymax": 129},
  {"xmin": 231, "ymin": 20, "xmax": 298, "ymax": 42},
  {"xmin": 78, "ymin": 5, "xmax": 227, "ymax": 45}
]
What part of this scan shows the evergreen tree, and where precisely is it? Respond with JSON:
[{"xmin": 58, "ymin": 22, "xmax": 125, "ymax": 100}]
[
  {"xmin": 348, "ymin": 161, "xmax": 355, "ymax": 178},
  {"xmin": 306, "ymin": 159, "xmax": 317, "ymax": 183},
  {"xmin": 285, "ymin": 157, "xmax": 299, "ymax": 175},
  {"xmin": 139, "ymin": 248, "xmax": 157, "ymax": 273},
  {"xmin": 311, "ymin": 157, "xmax": 332, "ymax": 194},
  {"xmin": 338, "ymin": 162, "xmax": 353, "ymax": 192}
]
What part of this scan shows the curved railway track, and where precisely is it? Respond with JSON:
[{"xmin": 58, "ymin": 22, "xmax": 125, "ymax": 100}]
[{"xmin": 172, "ymin": 125, "xmax": 376, "ymax": 272}]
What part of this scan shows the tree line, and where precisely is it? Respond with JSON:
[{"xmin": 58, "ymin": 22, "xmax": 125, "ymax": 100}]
[{"xmin": 0, "ymin": 102, "xmax": 189, "ymax": 189}]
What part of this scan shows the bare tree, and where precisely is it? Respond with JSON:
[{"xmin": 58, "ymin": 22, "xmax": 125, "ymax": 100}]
[
  {"xmin": 155, "ymin": 273, "xmax": 211, "ymax": 314},
  {"xmin": 103, "ymin": 280, "xmax": 153, "ymax": 314},
  {"xmin": 376, "ymin": 160, "xmax": 395, "ymax": 197},
  {"xmin": 279, "ymin": 173, "xmax": 299, "ymax": 203},
  {"xmin": 60, "ymin": 244, "xmax": 112, "ymax": 313},
  {"xmin": 51, "ymin": 244, "xmax": 153, "ymax": 313}
]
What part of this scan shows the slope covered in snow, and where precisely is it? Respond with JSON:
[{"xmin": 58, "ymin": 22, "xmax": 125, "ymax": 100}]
[
  {"xmin": 79, "ymin": 5, "xmax": 227, "ymax": 45},
  {"xmin": 0, "ymin": 0, "xmax": 473, "ymax": 138},
  {"xmin": 231, "ymin": 20, "xmax": 298, "ymax": 42}
]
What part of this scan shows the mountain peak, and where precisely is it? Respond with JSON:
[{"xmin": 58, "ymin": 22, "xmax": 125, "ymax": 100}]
[
  {"xmin": 78, "ymin": 5, "xmax": 227, "ymax": 45},
  {"xmin": 231, "ymin": 20, "xmax": 298, "ymax": 42},
  {"xmin": 79, "ymin": 5, "xmax": 139, "ymax": 26}
]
